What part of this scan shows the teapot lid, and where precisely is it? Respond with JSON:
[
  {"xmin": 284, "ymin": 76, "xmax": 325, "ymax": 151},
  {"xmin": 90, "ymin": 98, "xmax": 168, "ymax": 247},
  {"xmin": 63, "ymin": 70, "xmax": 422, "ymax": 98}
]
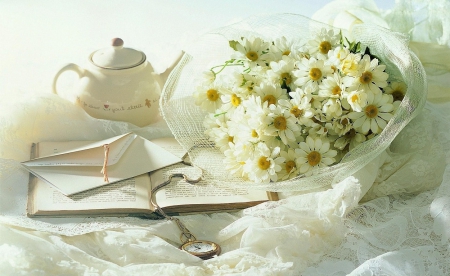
[{"xmin": 90, "ymin": 38, "xmax": 146, "ymax": 70}]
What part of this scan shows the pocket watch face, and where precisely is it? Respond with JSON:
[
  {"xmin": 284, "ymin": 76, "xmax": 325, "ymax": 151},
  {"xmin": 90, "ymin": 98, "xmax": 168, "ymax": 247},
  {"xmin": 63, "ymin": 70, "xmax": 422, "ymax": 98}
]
[{"xmin": 180, "ymin": 240, "xmax": 221, "ymax": 260}]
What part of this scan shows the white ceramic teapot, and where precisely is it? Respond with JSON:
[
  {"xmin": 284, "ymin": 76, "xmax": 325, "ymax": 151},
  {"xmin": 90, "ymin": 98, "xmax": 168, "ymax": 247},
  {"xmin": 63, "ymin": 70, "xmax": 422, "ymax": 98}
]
[{"xmin": 52, "ymin": 38, "xmax": 182, "ymax": 127}]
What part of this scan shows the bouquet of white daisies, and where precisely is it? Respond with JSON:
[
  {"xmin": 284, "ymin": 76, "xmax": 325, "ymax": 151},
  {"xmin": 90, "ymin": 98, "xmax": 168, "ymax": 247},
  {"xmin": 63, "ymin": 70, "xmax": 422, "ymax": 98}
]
[
  {"xmin": 161, "ymin": 14, "xmax": 426, "ymax": 191},
  {"xmin": 193, "ymin": 29, "xmax": 406, "ymax": 183}
]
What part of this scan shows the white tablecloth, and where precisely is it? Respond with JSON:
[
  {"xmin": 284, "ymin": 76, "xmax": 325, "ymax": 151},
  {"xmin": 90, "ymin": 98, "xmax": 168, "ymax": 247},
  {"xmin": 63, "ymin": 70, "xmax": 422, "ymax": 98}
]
[{"xmin": 2, "ymin": 1, "xmax": 450, "ymax": 275}]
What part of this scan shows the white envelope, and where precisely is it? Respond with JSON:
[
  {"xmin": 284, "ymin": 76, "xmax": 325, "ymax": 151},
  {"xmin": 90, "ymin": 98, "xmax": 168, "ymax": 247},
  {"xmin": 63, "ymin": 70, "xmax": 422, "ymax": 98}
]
[{"xmin": 22, "ymin": 132, "xmax": 182, "ymax": 195}]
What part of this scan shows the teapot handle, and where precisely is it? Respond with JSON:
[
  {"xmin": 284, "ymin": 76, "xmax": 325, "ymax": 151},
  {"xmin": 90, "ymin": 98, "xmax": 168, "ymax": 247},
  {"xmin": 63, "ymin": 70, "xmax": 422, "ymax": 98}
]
[{"xmin": 52, "ymin": 63, "xmax": 85, "ymax": 95}]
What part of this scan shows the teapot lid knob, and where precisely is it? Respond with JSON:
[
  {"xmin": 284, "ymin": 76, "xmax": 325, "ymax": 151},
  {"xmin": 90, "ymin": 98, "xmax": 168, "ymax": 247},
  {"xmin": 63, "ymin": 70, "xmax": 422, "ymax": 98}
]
[{"xmin": 111, "ymin": 38, "xmax": 124, "ymax": 47}]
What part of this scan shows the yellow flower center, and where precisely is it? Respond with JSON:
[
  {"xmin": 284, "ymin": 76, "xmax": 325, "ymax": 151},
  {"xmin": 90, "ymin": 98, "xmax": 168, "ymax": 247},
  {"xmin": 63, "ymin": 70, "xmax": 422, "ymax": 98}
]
[
  {"xmin": 258, "ymin": 156, "xmax": 271, "ymax": 170},
  {"xmin": 360, "ymin": 71, "xmax": 373, "ymax": 84},
  {"xmin": 274, "ymin": 116, "xmax": 287, "ymax": 130},
  {"xmin": 231, "ymin": 94, "xmax": 241, "ymax": 107},
  {"xmin": 307, "ymin": 151, "xmax": 321, "ymax": 166},
  {"xmin": 341, "ymin": 118, "xmax": 349, "ymax": 125},
  {"xmin": 251, "ymin": 129, "xmax": 259, "ymax": 138},
  {"xmin": 364, "ymin": 104, "xmax": 378, "ymax": 118},
  {"xmin": 263, "ymin": 95, "xmax": 277, "ymax": 106},
  {"xmin": 206, "ymin": 89, "xmax": 219, "ymax": 101},
  {"xmin": 282, "ymin": 50, "xmax": 291, "ymax": 56},
  {"xmin": 246, "ymin": 51, "xmax": 259, "ymax": 61},
  {"xmin": 331, "ymin": 65, "xmax": 337, "ymax": 73},
  {"xmin": 309, "ymin": 68, "xmax": 322, "ymax": 81},
  {"xmin": 280, "ymin": 72, "xmax": 292, "ymax": 85},
  {"xmin": 392, "ymin": 90, "xmax": 404, "ymax": 102},
  {"xmin": 228, "ymin": 136, "xmax": 234, "ymax": 143},
  {"xmin": 342, "ymin": 59, "xmax": 358, "ymax": 74},
  {"xmin": 290, "ymin": 106, "xmax": 303, "ymax": 118},
  {"xmin": 332, "ymin": 86, "xmax": 342, "ymax": 95},
  {"xmin": 319, "ymin": 41, "xmax": 332, "ymax": 54},
  {"xmin": 285, "ymin": 160, "xmax": 296, "ymax": 173},
  {"xmin": 351, "ymin": 94, "xmax": 359, "ymax": 103}
]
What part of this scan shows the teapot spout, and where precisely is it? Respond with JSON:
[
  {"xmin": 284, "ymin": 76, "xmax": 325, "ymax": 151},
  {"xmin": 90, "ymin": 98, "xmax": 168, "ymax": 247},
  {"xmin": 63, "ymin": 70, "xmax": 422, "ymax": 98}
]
[{"xmin": 157, "ymin": 50, "xmax": 184, "ymax": 89}]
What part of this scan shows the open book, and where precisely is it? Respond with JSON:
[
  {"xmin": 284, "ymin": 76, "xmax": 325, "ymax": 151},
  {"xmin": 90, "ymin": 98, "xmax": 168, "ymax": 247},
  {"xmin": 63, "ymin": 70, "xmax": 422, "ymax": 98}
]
[{"xmin": 26, "ymin": 137, "xmax": 277, "ymax": 218}]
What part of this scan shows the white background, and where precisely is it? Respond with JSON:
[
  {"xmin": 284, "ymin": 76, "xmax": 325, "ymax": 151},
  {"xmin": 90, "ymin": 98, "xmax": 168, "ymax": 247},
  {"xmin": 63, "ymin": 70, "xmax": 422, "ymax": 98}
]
[{"xmin": 0, "ymin": 0, "xmax": 394, "ymax": 98}]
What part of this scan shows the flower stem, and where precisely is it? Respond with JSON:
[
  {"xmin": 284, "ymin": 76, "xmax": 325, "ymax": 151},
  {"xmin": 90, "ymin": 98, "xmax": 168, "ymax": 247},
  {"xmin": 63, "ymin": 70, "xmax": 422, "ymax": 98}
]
[{"xmin": 210, "ymin": 59, "xmax": 244, "ymax": 78}]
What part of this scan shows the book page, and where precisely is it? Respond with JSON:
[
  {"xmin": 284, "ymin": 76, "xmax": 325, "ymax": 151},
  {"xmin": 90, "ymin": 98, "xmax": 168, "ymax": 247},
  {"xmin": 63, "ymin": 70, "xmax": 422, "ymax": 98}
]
[
  {"xmin": 31, "ymin": 174, "xmax": 151, "ymax": 213},
  {"xmin": 150, "ymin": 163, "xmax": 269, "ymax": 208}
]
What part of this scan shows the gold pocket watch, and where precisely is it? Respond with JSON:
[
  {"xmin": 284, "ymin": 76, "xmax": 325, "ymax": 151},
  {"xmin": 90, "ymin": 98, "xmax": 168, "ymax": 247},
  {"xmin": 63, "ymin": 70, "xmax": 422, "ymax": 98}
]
[
  {"xmin": 180, "ymin": 240, "xmax": 221, "ymax": 260},
  {"xmin": 151, "ymin": 172, "xmax": 221, "ymax": 260}
]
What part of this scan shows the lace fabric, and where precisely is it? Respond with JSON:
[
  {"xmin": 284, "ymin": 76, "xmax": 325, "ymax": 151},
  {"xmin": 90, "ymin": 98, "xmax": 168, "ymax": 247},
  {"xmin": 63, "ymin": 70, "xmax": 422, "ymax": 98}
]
[{"xmin": 1, "ymin": 0, "xmax": 450, "ymax": 275}]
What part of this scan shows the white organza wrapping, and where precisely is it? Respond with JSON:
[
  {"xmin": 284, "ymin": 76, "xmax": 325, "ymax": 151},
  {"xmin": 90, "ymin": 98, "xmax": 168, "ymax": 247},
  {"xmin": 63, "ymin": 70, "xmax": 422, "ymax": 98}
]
[{"xmin": 160, "ymin": 13, "xmax": 428, "ymax": 192}]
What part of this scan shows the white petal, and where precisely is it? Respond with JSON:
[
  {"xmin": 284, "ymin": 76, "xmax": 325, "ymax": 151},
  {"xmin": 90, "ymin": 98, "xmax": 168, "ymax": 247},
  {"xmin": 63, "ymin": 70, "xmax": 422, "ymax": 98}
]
[
  {"xmin": 375, "ymin": 116, "xmax": 387, "ymax": 130},
  {"xmin": 314, "ymin": 138, "xmax": 322, "ymax": 150},
  {"xmin": 370, "ymin": 119, "xmax": 379, "ymax": 133},
  {"xmin": 378, "ymin": 112, "xmax": 393, "ymax": 121},
  {"xmin": 300, "ymin": 142, "xmax": 310, "ymax": 152},
  {"xmin": 322, "ymin": 157, "xmax": 335, "ymax": 165},
  {"xmin": 320, "ymin": 142, "xmax": 330, "ymax": 153},
  {"xmin": 353, "ymin": 116, "xmax": 366, "ymax": 128},
  {"xmin": 299, "ymin": 163, "xmax": 310, "ymax": 173},
  {"xmin": 379, "ymin": 103, "xmax": 393, "ymax": 113},
  {"xmin": 285, "ymin": 129, "xmax": 296, "ymax": 141},
  {"xmin": 348, "ymin": 112, "xmax": 362, "ymax": 120},
  {"xmin": 306, "ymin": 136, "xmax": 315, "ymax": 149},
  {"xmin": 361, "ymin": 119, "xmax": 371, "ymax": 134},
  {"xmin": 324, "ymin": 149, "xmax": 337, "ymax": 158},
  {"xmin": 296, "ymin": 156, "xmax": 307, "ymax": 163}
]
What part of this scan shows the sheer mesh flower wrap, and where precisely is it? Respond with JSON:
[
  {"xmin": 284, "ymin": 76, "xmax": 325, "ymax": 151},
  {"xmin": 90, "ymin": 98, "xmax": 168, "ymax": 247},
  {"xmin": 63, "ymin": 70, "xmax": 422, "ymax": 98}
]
[{"xmin": 160, "ymin": 13, "xmax": 427, "ymax": 192}]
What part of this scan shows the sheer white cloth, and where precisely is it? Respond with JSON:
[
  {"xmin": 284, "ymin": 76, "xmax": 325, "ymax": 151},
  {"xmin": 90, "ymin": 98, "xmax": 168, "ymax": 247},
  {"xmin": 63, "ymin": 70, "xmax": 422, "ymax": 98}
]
[{"xmin": 1, "ymin": 0, "xmax": 450, "ymax": 275}]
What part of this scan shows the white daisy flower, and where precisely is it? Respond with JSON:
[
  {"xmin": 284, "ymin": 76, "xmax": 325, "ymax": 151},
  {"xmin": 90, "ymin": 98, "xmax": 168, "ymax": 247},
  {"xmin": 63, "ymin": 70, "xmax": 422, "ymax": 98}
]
[
  {"xmin": 269, "ymin": 36, "xmax": 298, "ymax": 60},
  {"xmin": 327, "ymin": 46, "xmax": 350, "ymax": 70},
  {"xmin": 345, "ymin": 89, "xmax": 368, "ymax": 112},
  {"xmin": 348, "ymin": 92, "xmax": 395, "ymax": 134},
  {"xmin": 228, "ymin": 112, "xmax": 265, "ymax": 145},
  {"xmin": 334, "ymin": 128, "xmax": 367, "ymax": 151},
  {"xmin": 241, "ymin": 94, "xmax": 271, "ymax": 127},
  {"xmin": 265, "ymin": 104, "xmax": 300, "ymax": 145},
  {"xmin": 220, "ymin": 90, "xmax": 243, "ymax": 116},
  {"xmin": 233, "ymin": 36, "xmax": 271, "ymax": 67},
  {"xmin": 322, "ymin": 98, "xmax": 343, "ymax": 119},
  {"xmin": 223, "ymin": 141, "xmax": 253, "ymax": 178},
  {"xmin": 193, "ymin": 83, "xmax": 224, "ymax": 113},
  {"xmin": 199, "ymin": 70, "xmax": 216, "ymax": 85},
  {"xmin": 318, "ymin": 73, "xmax": 346, "ymax": 99},
  {"xmin": 306, "ymin": 28, "xmax": 340, "ymax": 59},
  {"xmin": 203, "ymin": 114, "xmax": 233, "ymax": 153},
  {"xmin": 235, "ymin": 73, "xmax": 261, "ymax": 97},
  {"xmin": 254, "ymin": 82, "xmax": 289, "ymax": 107},
  {"xmin": 295, "ymin": 136, "xmax": 337, "ymax": 175},
  {"xmin": 331, "ymin": 116, "xmax": 353, "ymax": 136},
  {"xmin": 345, "ymin": 54, "xmax": 389, "ymax": 94},
  {"xmin": 244, "ymin": 143, "xmax": 285, "ymax": 183},
  {"xmin": 384, "ymin": 81, "xmax": 407, "ymax": 102},
  {"xmin": 280, "ymin": 88, "xmax": 315, "ymax": 126},
  {"xmin": 267, "ymin": 55, "xmax": 297, "ymax": 90},
  {"xmin": 278, "ymin": 148, "xmax": 299, "ymax": 180},
  {"xmin": 340, "ymin": 52, "xmax": 362, "ymax": 77},
  {"xmin": 308, "ymin": 120, "xmax": 330, "ymax": 138},
  {"xmin": 294, "ymin": 57, "xmax": 333, "ymax": 92}
]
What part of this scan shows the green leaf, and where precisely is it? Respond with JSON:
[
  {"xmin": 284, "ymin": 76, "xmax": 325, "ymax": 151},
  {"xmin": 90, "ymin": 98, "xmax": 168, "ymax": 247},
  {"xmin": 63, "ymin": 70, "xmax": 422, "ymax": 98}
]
[{"xmin": 229, "ymin": 40, "xmax": 239, "ymax": 51}]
